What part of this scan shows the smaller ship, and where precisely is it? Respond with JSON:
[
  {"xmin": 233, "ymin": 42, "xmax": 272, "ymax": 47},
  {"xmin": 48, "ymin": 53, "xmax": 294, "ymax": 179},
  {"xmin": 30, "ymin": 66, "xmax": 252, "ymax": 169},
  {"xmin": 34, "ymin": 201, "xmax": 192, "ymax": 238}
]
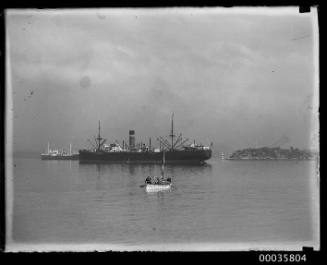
[
  {"xmin": 41, "ymin": 142, "xmax": 79, "ymax": 160},
  {"xmin": 144, "ymin": 152, "xmax": 172, "ymax": 192}
]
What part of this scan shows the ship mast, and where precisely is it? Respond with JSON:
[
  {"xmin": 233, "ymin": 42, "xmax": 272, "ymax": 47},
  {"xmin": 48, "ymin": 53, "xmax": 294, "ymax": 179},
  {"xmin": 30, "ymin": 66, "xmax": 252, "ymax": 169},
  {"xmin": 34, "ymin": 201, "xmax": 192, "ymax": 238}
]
[
  {"xmin": 161, "ymin": 151, "xmax": 165, "ymax": 177},
  {"xmin": 157, "ymin": 113, "xmax": 189, "ymax": 151},
  {"xmin": 96, "ymin": 120, "xmax": 104, "ymax": 151},
  {"xmin": 169, "ymin": 113, "xmax": 175, "ymax": 151}
]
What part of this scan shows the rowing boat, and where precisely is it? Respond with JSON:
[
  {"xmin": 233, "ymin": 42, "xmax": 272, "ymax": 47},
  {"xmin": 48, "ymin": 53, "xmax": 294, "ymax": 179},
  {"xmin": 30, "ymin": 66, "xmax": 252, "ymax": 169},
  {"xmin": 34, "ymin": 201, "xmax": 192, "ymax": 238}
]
[{"xmin": 145, "ymin": 183, "xmax": 172, "ymax": 192}]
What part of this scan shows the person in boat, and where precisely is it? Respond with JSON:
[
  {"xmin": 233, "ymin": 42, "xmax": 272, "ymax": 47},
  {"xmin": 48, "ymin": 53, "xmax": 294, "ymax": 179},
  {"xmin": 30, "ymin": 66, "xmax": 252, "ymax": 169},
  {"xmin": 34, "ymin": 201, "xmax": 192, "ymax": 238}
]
[
  {"xmin": 153, "ymin": 176, "xmax": 159, "ymax": 184},
  {"xmin": 159, "ymin": 175, "xmax": 164, "ymax": 183},
  {"xmin": 145, "ymin": 176, "xmax": 151, "ymax": 184}
]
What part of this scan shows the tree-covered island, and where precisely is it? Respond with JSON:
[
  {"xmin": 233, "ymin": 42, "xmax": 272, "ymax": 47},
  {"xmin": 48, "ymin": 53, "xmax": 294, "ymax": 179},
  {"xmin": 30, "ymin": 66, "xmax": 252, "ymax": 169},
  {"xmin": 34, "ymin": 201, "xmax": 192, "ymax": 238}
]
[{"xmin": 228, "ymin": 147, "xmax": 317, "ymax": 160}]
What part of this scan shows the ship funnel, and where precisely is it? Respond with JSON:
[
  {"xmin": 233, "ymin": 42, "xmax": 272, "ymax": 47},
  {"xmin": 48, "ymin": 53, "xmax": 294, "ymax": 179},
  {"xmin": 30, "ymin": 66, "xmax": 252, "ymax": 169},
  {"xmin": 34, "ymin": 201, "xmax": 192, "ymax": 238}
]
[{"xmin": 129, "ymin": 130, "xmax": 135, "ymax": 150}]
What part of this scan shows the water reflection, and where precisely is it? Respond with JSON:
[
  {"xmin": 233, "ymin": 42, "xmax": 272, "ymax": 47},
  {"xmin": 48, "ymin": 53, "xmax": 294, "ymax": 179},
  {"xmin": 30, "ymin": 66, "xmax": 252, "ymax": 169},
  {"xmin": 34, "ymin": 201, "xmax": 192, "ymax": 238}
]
[
  {"xmin": 77, "ymin": 162, "xmax": 213, "ymax": 203},
  {"xmin": 95, "ymin": 164, "xmax": 102, "ymax": 191},
  {"xmin": 79, "ymin": 162, "xmax": 212, "ymax": 178}
]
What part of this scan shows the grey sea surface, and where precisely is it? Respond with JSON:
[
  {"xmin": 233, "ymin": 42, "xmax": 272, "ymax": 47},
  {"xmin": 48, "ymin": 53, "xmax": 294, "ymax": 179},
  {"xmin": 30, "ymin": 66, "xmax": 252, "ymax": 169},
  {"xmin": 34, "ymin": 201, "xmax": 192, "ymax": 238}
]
[{"xmin": 9, "ymin": 155, "xmax": 319, "ymax": 250}]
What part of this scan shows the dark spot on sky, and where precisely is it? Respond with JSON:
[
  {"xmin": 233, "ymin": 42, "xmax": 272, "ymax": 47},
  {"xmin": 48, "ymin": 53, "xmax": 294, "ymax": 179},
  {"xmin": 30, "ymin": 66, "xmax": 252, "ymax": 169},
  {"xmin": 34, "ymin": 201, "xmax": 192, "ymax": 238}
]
[
  {"xmin": 80, "ymin": 76, "xmax": 91, "ymax": 88},
  {"xmin": 96, "ymin": 12, "xmax": 106, "ymax": 20},
  {"xmin": 30, "ymin": 91, "xmax": 34, "ymax": 95}
]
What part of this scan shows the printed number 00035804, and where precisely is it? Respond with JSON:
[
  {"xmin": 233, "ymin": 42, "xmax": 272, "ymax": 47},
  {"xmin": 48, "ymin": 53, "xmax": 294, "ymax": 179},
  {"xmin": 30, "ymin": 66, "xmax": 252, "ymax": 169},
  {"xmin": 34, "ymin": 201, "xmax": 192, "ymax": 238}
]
[{"xmin": 258, "ymin": 254, "xmax": 306, "ymax": 263}]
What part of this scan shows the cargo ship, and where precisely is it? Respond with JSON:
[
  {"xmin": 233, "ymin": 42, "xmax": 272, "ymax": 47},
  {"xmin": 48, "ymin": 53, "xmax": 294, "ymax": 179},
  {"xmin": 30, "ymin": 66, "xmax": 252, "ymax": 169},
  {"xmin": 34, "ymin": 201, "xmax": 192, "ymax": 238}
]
[
  {"xmin": 41, "ymin": 143, "xmax": 79, "ymax": 160},
  {"xmin": 79, "ymin": 115, "xmax": 212, "ymax": 164}
]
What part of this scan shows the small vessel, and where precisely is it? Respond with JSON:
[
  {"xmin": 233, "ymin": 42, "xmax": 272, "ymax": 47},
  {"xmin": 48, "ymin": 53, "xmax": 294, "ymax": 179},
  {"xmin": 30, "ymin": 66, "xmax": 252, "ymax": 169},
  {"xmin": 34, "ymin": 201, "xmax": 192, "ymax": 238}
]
[
  {"xmin": 145, "ymin": 152, "xmax": 172, "ymax": 192},
  {"xmin": 145, "ymin": 182, "xmax": 172, "ymax": 192},
  {"xmin": 41, "ymin": 142, "xmax": 79, "ymax": 160}
]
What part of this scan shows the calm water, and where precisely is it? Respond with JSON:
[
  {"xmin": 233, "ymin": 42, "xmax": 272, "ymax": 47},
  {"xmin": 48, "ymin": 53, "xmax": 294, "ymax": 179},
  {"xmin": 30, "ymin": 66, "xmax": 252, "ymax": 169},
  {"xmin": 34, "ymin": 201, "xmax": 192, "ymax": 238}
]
[{"xmin": 9, "ymin": 156, "xmax": 319, "ymax": 250}]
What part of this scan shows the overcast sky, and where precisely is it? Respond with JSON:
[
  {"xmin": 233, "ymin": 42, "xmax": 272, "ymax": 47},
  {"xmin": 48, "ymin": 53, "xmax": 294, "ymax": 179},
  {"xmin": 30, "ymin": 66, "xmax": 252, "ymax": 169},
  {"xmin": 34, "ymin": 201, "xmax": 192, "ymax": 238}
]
[{"xmin": 6, "ymin": 8, "xmax": 319, "ymax": 154}]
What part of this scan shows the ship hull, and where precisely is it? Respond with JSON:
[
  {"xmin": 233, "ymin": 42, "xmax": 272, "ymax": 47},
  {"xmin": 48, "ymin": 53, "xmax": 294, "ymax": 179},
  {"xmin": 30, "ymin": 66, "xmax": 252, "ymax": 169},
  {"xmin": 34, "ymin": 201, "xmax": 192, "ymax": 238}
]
[
  {"xmin": 79, "ymin": 149, "xmax": 211, "ymax": 164},
  {"xmin": 41, "ymin": 154, "xmax": 79, "ymax": 160},
  {"xmin": 146, "ymin": 184, "xmax": 172, "ymax": 192}
]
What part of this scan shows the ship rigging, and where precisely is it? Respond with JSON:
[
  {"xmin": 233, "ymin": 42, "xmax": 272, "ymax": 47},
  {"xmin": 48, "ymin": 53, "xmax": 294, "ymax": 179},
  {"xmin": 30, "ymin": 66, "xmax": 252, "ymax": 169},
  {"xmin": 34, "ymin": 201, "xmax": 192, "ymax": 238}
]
[{"xmin": 156, "ymin": 113, "xmax": 190, "ymax": 151}]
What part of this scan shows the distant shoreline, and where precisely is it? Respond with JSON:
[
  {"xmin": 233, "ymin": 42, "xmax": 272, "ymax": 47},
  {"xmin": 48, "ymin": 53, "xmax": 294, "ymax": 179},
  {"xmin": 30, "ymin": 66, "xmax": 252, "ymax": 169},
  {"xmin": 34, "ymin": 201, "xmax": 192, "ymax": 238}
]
[{"xmin": 12, "ymin": 152, "xmax": 40, "ymax": 159}]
